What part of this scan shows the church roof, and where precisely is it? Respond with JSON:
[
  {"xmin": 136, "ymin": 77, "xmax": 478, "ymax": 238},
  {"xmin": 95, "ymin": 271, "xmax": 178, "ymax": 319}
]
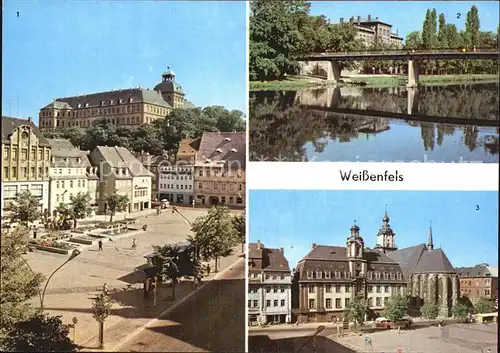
[{"xmin": 387, "ymin": 243, "xmax": 456, "ymax": 277}]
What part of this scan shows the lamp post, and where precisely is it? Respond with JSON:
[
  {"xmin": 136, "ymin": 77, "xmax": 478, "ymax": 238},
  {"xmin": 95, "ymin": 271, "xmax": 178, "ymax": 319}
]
[
  {"xmin": 40, "ymin": 249, "xmax": 81, "ymax": 309},
  {"xmin": 296, "ymin": 325, "xmax": 325, "ymax": 353},
  {"xmin": 69, "ymin": 316, "xmax": 78, "ymax": 342},
  {"xmin": 20, "ymin": 255, "xmax": 43, "ymax": 306}
]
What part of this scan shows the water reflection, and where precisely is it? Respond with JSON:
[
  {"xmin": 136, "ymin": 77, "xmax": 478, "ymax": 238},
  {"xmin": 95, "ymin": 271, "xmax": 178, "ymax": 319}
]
[{"xmin": 249, "ymin": 83, "xmax": 499, "ymax": 162}]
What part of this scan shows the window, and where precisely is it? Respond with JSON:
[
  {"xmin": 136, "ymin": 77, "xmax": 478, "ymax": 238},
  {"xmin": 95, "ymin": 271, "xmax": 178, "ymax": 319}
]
[
  {"xmin": 368, "ymin": 285, "xmax": 373, "ymax": 293},
  {"xmin": 335, "ymin": 298, "xmax": 341, "ymax": 308},
  {"xmin": 384, "ymin": 297, "xmax": 389, "ymax": 306},
  {"xmin": 198, "ymin": 183, "xmax": 203, "ymax": 189},
  {"xmin": 266, "ymin": 287, "xmax": 271, "ymax": 293},
  {"xmin": 335, "ymin": 285, "xmax": 341, "ymax": 293},
  {"xmin": 308, "ymin": 299, "xmax": 315, "ymax": 309},
  {"xmin": 3, "ymin": 167, "xmax": 9, "ymax": 179},
  {"xmin": 70, "ymin": 181, "xmax": 73, "ymax": 188},
  {"xmin": 45, "ymin": 150, "xmax": 49, "ymax": 160},
  {"xmin": 22, "ymin": 167, "xmax": 27, "ymax": 178},
  {"xmin": 281, "ymin": 299, "xmax": 285, "ymax": 307},
  {"xmin": 316, "ymin": 270, "xmax": 322, "ymax": 279},
  {"xmin": 376, "ymin": 297, "xmax": 381, "ymax": 307},
  {"xmin": 326, "ymin": 298, "xmax": 332, "ymax": 309},
  {"xmin": 248, "ymin": 300, "xmax": 251, "ymax": 308},
  {"xmin": 12, "ymin": 148, "xmax": 17, "ymax": 160},
  {"xmin": 266, "ymin": 300, "xmax": 271, "ymax": 307},
  {"xmin": 280, "ymin": 287, "xmax": 285, "ymax": 293},
  {"xmin": 21, "ymin": 149, "xmax": 28, "ymax": 159},
  {"xmin": 368, "ymin": 297, "xmax": 373, "ymax": 307},
  {"xmin": 308, "ymin": 285, "xmax": 315, "ymax": 294},
  {"xmin": 273, "ymin": 287, "xmax": 278, "ymax": 293},
  {"xmin": 376, "ymin": 285, "xmax": 381, "ymax": 293},
  {"xmin": 31, "ymin": 167, "xmax": 35, "ymax": 177},
  {"xmin": 253, "ymin": 300, "xmax": 258, "ymax": 308},
  {"xmin": 12, "ymin": 167, "xmax": 17, "ymax": 178},
  {"xmin": 62, "ymin": 181, "xmax": 65, "ymax": 188},
  {"xmin": 325, "ymin": 271, "xmax": 331, "ymax": 279},
  {"xmin": 391, "ymin": 272, "xmax": 395, "ymax": 280},
  {"xmin": 273, "ymin": 300, "xmax": 278, "ymax": 307},
  {"xmin": 345, "ymin": 285, "xmax": 350, "ymax": 293},
  {"xmin": 56, "ymin": 194, "xmax": 59, "ymax": 202},
  {"xmin": 376, "ymin": 272, "xmax": 381, "ymax": 280},
  {"xmin": 335, "ymin": 271, "xmax": 340, "ymax": 279},
  {"xmin": 325, "ymin": 285, "xmax": 332, "ymax": 293},
  {"xmin": 3, "ymin": 147, "xmax": 9, "ymax": 159},
  {"xmin": 396, "ymin": 272, "xmax": 402, "ymax": 280},
  {"xmin": 38, "ymin": 150, "xmax": 43, "ymax": 160},
  {"xmin": 307, "ymin": 271, "xmax": 313, "ymax": 279},
  {"xmin": 345, "ymin": 298, "xmax": 350, "ymax": 307},
  {"xmin": 384, "ymin": 272, "xmax": 389, "ymax": 280},
  {"xmin": 485, "ymin": 290, "xmax": 491, "ymax": 296},
  {"xmin": 4, "ymin": 185, "xmax": 17, "ymax": 199}
]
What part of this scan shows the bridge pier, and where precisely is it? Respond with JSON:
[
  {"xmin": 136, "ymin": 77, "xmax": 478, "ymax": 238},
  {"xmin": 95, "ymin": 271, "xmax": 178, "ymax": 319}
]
[
  {"xmin": 407, "ymin": 87, "xmax": 419, "ymax": 115},
  {"xmin": 407, "ymin": 60, "xmax": 420, "ymax": 88},
  {"xmin": 327, "ymin": 60, "xmax": 341, "ymax": 82}
]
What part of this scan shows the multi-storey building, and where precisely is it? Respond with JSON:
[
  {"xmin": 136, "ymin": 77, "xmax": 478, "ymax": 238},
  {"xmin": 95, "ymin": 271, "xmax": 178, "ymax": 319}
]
[
  {"xmin": 193, "ymin": 132, "xmax": 245, "ymax": 208},
  {"xmin": 89, "ymin": 146, "xmax": 153, "ymax": 214},
  {"xmin": 293, "ymin": 212, "xmax": 458, "ymax": 323},
  {"xmin": 248, "ymin": 241, "xmax": 292, "ymax": 324},
  {"xmin": 135, "ymin": 152, "xmax": 171, "ymax": 202},
  {"xmin": 38, "ymin": 69, "xmax": 195, "ymax": 132},
  {"xmin": 456, "ymin": 264, "xmax": 498, "ymax": 304},
  {"xmin": 47, "ymin": 139, "xmax": 98, "ymax": 215},
  {"xmin": 1, "ymin": 117, "xmax": 51, "ymax": 219},
  {"xmin": 340, "ymin": 15, "xmax": 403, "ymax": 49},
  {"xmin": 158, "ymin": 164, "xmax": 194, "ymax": 205},
  {"xmin": 176, "ymin": 138, "xmax": 200, "ymax": 163}
]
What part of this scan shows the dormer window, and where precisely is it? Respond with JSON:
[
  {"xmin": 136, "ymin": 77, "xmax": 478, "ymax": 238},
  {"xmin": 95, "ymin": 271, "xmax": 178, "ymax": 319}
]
[
  {"xmin": 316, "ymin": 270, "xmax": 322, "ymax": 279},
  {"xmin": 383, "ymin": 272, "xmax": 389, "ymax": 280},
  {"xmin": 335, "ymin": 271, "xmax": 340, "ymax": 279},
  {"xmin": 100, "ymin": 100, "xmax": 105, "ymax": 106},
  {"xmin": 376, "ymin": 272, "xmax": 381, "ymax": 280},
  {"xmin": 77, "ymin": 103, "xmax": 82, "ymax": 108},
  {"xmin": 230, "ymin": 148, "xmax": 237, "ymax": 153},
  {"xmin": 85, "ymin": 103, "xmax": 89, "ymax": 108},
  {"xmin": 307, "ymin": 270, "xmax": 313, "ymax": 279},
  {"xmin": 396, "ymin": 272, "xmax": 402, "ymax": 280},
  {"xmin": 224, "ymin": 137, "xmax": 231, "ymax": 142},
  {"xmin": 215, "ymin": 148, "xmax": 223, "ymax": 153},
  {"xmin": 367, "ymin": 271, "xmax": 373, "ymax": 279},
  {"xmin": 344, "ymin": 271, "xmax": 349, "ymax": 278},
  {"xmin": 325, "ymin": 271, "xmax": 331, "ymax": 279},
  {"xmin": 390, "ymin": 272, "xmax": 395, "ymax": 280},
  {"xmin": 110, "ymin": 99, "xmax": 114, "ymax": 105},
  {"xmin": 129, "ymin": 97, "xmax": 133, "ymax": 103},
  {"xmin": 205, "ymin": 159, "xmax": 211, "ymax": 163}
]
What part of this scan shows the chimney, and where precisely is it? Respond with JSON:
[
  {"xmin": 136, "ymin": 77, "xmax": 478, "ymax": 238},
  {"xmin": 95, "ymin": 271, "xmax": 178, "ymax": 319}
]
[
  {"xmin": 368, "ymin": 14, "xmax": 371, "ymax": 21},
  {"xmin": 312, "ymin": 243, "xmax": 317, "ymax": 249},
  {"xmin": 340, "ymin": 17, "xmax": 344, "ymax": 23},
  {"xmin": 280, "ymin": 247, "xmax": 284, "ymax": 254},
  {"xmin": 28, "ymin": 117, "xmax": 32, "ymax": 122},
  {"xmin": 349, "ymin": 16, "xmax": 354, "ymax": 23},
  {"xmin": 357, "ymin": 16, "xmax": 361, "ymax": 23},
  {"xmin": 257, "ymin": 240, "xmax": 262, "ymax": 249}
]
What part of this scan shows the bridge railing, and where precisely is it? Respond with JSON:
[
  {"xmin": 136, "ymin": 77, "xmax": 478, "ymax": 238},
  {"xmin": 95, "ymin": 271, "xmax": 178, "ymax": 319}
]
[{"xmin": 308, "ymin": 48, "xmax": 499, "ymax": 57}]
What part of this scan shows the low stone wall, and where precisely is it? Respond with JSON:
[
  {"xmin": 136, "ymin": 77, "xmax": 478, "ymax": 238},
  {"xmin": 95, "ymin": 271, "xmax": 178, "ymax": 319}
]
[
  {"xmin": 69, "ymin": 237, "xmax": 94, "ymax": 245},
  {"xmin": 29, "ymin": 244, "xmax": 70, "ymax": 255}
]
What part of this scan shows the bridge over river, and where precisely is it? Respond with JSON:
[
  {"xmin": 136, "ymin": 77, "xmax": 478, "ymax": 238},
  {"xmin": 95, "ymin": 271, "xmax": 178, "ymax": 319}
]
[{"xmin": 301, "ymin": 48, "xmax": 499, "ymax": 87}]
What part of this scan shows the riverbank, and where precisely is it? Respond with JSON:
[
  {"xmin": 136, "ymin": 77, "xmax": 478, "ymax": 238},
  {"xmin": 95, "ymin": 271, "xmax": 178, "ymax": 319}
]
[{"xmin": 250, "ymin": 74, "xmax": 499, "ymax": 91}]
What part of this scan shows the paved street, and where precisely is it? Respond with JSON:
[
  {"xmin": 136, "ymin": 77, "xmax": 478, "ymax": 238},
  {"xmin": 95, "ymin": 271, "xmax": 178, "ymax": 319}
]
[
  {"xmin": 23, "ymin": 208, "xmax": 244, "ymax": 351},
  {"xmin": 118, "ymin": 258, "xmax": 246, "ymax": 352},
  {"xmin": 336, "ymin": 322, "xmax": 498, "ymax": 353}
]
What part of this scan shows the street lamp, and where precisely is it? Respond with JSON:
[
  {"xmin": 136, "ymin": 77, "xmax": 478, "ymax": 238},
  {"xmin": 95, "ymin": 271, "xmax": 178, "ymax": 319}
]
[
  {"xmin": 20, "ymin": 255, "xmax": 43, "ymax": 306},
  {"xmin": 40, "ymin": 249, "xmax": 81, "ymax": 309},
  {"xmin": 296, "ymin": 325, "xmax": 325, "ymax": 353}
]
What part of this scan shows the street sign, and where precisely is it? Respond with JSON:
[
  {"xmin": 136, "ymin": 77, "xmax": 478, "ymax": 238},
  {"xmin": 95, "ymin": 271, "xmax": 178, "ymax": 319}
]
[{"xmin": 365, "ymin": 337, "xmax": 372, "ymax": 345}]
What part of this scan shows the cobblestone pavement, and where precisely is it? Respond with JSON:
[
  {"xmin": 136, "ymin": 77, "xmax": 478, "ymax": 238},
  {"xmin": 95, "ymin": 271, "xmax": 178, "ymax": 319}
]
[
  {"xmin": 335, "ymin": 323, "xmax": 498, "ymax": 353},
  {"xmin": 118, "ymin": 258, "xmax": 246, "ymax": 352},
  {"xmin": 24, "ymin": 208, "xmax": 244, "ymax": 350}
]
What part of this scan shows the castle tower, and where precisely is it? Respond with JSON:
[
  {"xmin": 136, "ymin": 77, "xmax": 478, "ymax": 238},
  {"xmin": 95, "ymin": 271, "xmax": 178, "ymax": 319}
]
[{"xmin": 154, "ymin": 66, "xmax": 186, "ymax": 109}]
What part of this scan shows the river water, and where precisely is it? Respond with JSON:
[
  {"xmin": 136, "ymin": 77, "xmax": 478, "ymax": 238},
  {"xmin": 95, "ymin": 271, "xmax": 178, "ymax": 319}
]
[{"xmin": 249, "ymin": 83, "xmax": 499, "ymax": 163}]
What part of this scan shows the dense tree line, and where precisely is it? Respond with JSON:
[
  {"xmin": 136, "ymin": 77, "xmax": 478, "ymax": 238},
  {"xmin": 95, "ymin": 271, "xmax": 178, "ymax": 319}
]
[
  {"xmin": 43, "ymin": 106, "xmax": 245, "ymax": 156},
  {"xmin": 249, "ymin": 0, "xmax": 363, "ymax": 81},
  {"xmin": 250, "ymin": 1, "xmax": 499, "ymax": 80}
]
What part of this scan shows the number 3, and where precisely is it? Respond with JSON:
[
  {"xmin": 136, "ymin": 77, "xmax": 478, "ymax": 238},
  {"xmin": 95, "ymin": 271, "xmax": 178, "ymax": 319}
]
[{"xmin": 476, "ymin": 205, "xmax": 479, "ymax": 211}]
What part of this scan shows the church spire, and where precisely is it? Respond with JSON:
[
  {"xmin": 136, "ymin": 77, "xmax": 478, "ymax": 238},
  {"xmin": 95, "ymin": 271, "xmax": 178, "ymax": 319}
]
[{"xmin": 427, "ymin": 221, "xmax": 434, "ymax": 251}]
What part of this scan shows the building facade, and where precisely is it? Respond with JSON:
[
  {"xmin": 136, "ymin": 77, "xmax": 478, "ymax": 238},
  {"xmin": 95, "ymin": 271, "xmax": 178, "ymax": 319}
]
[
  {"xmin": 89, "ymin": 146, "xmax": 153, "ymax": 214},
  {"xmin": 340, "ymin": 15, "xmax": 404, "ymax": 49},
  {"xmin": 47, "ymin": 139, "xmax": 95, "ymax": 215},
  {"xmin": 1, "ymin": 117, "xmax": 51, "ymax": 219},
  {"xmin": 38, "ymin": 69, "xmax": 195, "ymax": 132},
  {"xmin": 193, "ymin": 132, "xmax": 246, "ymax": 208},
  {"xmin": 248, "ymin": 241, "xmax": 293, "ymax": 324},
  {"xmin": 158, "ymin": 164, "xmax": 194, "ymax": 205},
  {"xmin": 293, "ymin": 212, "xmax": 458, "ymax": 323},
  {"xmin": 456, "ymin": 264, "xmax": 498, "ymax": 304}
]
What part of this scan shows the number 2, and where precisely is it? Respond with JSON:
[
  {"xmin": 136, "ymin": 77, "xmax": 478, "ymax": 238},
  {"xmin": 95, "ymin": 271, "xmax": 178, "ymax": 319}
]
[{"xmin": 457, "ymin": 13, "xmax": 461, "ymax": 19}]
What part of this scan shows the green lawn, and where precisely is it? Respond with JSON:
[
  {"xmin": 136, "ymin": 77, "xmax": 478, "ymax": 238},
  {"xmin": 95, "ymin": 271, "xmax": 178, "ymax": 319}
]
[{"xmin": 250, "ymin": 74, "xmax": 499, "ymax": 91}]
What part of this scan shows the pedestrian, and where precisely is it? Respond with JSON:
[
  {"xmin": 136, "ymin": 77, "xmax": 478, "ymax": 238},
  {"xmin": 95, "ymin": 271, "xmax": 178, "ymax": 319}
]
[
  {"xmin": 102, "ymin": 283, "xmax": 109, "ymax": 295},
  {"xmin": 206, "ymin": 263, "xmax": 211, "ymax": 276},
  {"xmin": 132, "ymin": 238, "xmax": 137, "ymax": 250},
  {"xmin": 98, "ymin": 239, "xmax": 103, "ymax": 251},
  {"xmin": 33, "ymin": 228, "xmax": 38, "ymax": 240}
]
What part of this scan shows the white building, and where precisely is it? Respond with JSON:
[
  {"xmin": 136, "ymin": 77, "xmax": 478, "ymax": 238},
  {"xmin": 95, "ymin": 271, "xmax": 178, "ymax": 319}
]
[
  {"xmin": 157, "ymin": 164, "xmax": 194, "ymax": 205},
  {"xmin": 248, "ymin": 241, "xmax": 293, "ymax": 324},
  {"xmin": 47, "ymin": 139, "xmax": 96, "ymax": 215}
]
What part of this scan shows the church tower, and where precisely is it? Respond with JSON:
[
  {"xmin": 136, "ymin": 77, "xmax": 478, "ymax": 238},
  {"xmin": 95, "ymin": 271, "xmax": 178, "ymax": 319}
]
[
  {"xmin": 374, "ymin": 207, "xmax": 398, "ymax": 253},
  {"xmin": 346, "ymin": 222, "xmax": 364, "ymax": 260},
  {"xmin": 346, "ymin": 221, "xmax": 367, "ymax": 297},
  {"xmin": 426, "ymin": 221, "xmax": 434, "ymax": 251}
]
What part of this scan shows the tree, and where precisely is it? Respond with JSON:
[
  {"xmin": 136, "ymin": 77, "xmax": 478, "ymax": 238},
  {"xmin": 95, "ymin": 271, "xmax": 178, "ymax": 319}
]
[
  {"xmin": 189, "ymin": 206, "xmax": 239, "ymax": 272},
  {"xmin": 384, "ymin": 295, "xmax": 409, "ymax": 322},
  {"xmin": 344, "ymin": 297, "xmax": 366, "ymax": 329},
  {"xmin": 0, "ymin": 228, "xmax": 44, "ymax": 336},
  {"xmin": 150, "ymin": 244, "xmax": 182, "ymax": 300},
  {"xmin": 6, "ymin": 191, "xmax": 42, "ymax": 226},
  {"xmin": 105, "ymin": 193, "xmax": 130, "ymax": 222},
  {"xmin": 437, "ymin": 13, "xmax": 448, "ymax": 48},
  {"xmin": 404, "ymin": 31, "xmax": 422, "ymax": 50},
  {"xmin": 55, "ymin": 202, "xmax": 73, "ymax": 230},
  {"xmin": 232, "ymin": 213, "xmax": 246, "ymax": 253},
  {"xmin": 465, "ymin": 5, "xmax": 481, "ymax": 48},
  {"xmin": 91, "ymin": 293, "xmax": 113, "ymax": 349},
  {"xmin": 452, "ymin": 303, "xmax": 469, "ymax": 322},
  {"xmin": 421, "ymin": 301, "xmax": 439, "ymax": 321},
  {"xmin": 474, "ymin": 297, "xmax": 496, "ymax": 314},
  {"xmin": 69, "ymin": 192, "xmax": 92, "ymax": 228},
  {"xmin": 1, "ymin": 313, "xmax": 79, "ymax": 352}
]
